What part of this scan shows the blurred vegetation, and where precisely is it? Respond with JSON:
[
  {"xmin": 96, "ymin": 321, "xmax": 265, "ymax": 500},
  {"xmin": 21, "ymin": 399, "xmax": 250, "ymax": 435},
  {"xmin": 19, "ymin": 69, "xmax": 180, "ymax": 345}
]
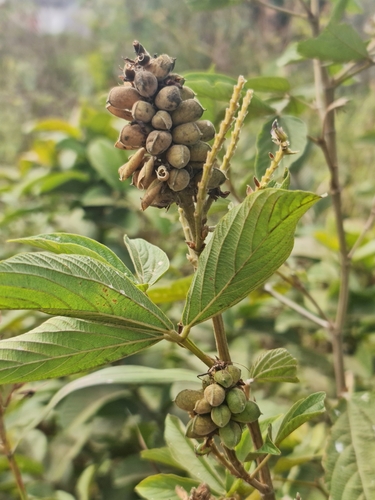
[{"xmin": 1, "ymin": 0, "xmax": 375, "ymax": 499}]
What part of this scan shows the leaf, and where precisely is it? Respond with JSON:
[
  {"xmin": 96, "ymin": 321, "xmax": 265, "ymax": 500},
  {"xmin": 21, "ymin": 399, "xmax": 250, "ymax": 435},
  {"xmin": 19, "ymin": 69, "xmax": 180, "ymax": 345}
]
[
  {"xmin": 245, "ymin": 77, "xmax": 291, "ymax": 93},
  {"xmin": 164, "ymin": 415, "xmax": 225, "ymax": 494},
  {"xmin": 184, "ymin": 0, "xmax": 242, "ymax": 11},
  {"xmin": 136, "ymin": 474, "xmax": 199, "ymax": 500},
  {"xmin": 37, "ymin": 171, "xmax": 90, "ymax": 193},
  {"xmin": 249, "ymin": 348, "xmax": 299, "ymax": 383},
  {"xmin": 182, "ymin": 189, "xmax": 320, "ymax": 327},
  {"xmin": 31, "ymin": 119, "xmax": 82, "ymax": 139},
  {"xmin": 87, "ymin": 138, "xmax": 127, "ymax": 190},
  {"xmin": 9, "ymin": 233, "xmax": 134, "ymax": 280},
  {"xmin": 323, "ymin": 392, "xmax": 375, "ymax": 500},
  {"xmin": 255, "ymin": 116, "xmax": 308, "ymax": 180},
  {"xmin": 297, "ymin": 24, "xmax": 369, "ymax": 63},
  {"xmin": 124, "ymin": 235, "xmax": 169, "ymax": 286},
  {"xmin": 141, "ymin": 447, "xmax": 185, "ymax": 470},
  {"xmin": 147, "ymin": 276, "xmax": 193, "ymax": 304},
  {"xmin": 244, "ymin": 425, "xmax": 281, "ymax": 461},
  {"xmin": 328, "ymin": 0, "xmax": 352, "ymax": 26},
  {"xmin": 275, "ymin": 392, "xmax": 326, "ymax": 445}
]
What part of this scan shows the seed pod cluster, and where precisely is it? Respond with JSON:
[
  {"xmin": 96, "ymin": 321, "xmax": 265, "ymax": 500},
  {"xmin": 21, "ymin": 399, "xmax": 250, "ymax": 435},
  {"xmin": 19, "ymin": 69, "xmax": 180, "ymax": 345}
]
[
  {"xmin": 106, "ymin": 41, "xmax": 222, "ymax": 210},
  {"xmin": 174, "ymin": 363, "xmax": 261, "ymax": 449}
]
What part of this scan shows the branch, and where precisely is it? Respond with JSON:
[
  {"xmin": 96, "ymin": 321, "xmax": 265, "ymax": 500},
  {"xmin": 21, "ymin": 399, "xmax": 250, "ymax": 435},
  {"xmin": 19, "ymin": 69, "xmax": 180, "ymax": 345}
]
[
  {"xmin": 347, "ymin": 195, "xmax": 375, "ymax": 260},
  {"xmin": 247, "ymin": 0, "xmax": 308, "ymax": 19}
]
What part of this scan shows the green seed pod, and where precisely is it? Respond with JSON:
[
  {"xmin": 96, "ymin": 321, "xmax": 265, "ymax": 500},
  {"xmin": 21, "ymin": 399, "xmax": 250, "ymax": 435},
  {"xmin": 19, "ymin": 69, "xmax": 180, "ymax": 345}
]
[
  {"xmin": 219, "ymin": 421, "xmax": 243, "ymax": 449},
  {"xmin": 171, "ymin": 99, "xmax": 205, "ymax": 126},
  {"xmin": 204, "ymin": 383, "xmax": 226, "ymax": 407},
  {"xmin": 211, "ymin": 404, "xmax": 232, "ymax": 428},
  {"xmin": 188, "ymin": 415, "xmax": 218, "ymax": 437},
  {"xmin": 188, "ymin": 141, "xmax": 211, "ymax": 162},
  {"xmin": 196, "ymin": 120, "xmax": 216, "ymax": 142},
  {"xmin": 200, "ymin": 374, "xmax": 212, "ymax": 390},
  {"xmin": 172, "ymin": 122, "xmax": 202, "ymax": 146},
  {"xmin": 166, "ymin": 144, "xmax": 190, "ymax": 169},
  {"xmin": 174, "ymin": 389, "xmax": 203, "ymax": 412},
  {"xmin": 146, "ymin": 130, "xmax": 172, "ymax": 155},
  {"xmin": 226, "ymin": 387, "xmax": 247, "ymax": 414},
  {"xmin": 193, "ymin": 398, "xmax": 212, "ymax": 415},
  {"xmin": 167, "ymin": 168, "xmax": 190, "ymax": 192},
  {"xmin": 226, "ymin": 365, "xmax": 242, "ymax": 385},
  {"xmin": 151, "ymin": 110, "xmax": 173, "ymax": 130},
  {"xmin": 180, "ymin": 86, "xmax": 196, "ymax": 101},
  {"xmin": 232, "ymin": 401, "xmax": 261, "ymax": 424},
  {"xmin": 154, "ymin": 86, "xmax": 182, "ymax": 111},
  {"xmin": 195, "ymin": 442, "xmax": 212, "ymax": 456},
  {"xmin": 118, "ymin": 123, "xmax": 147, "ymax": 150},
  {"xmin": 106, "ymin": 103, "xmax": 133, "ymax": 121},
  {"xmin": 134, "ymin": 70, "xmax": 158, "ymax": 98},
  {"xmin": 132, "ymin": 101, "xmax": 156, "ymax": 123},
  {"xmin": 107, "ymin": 86, "xmax": 143, "ymax": 110},
  {"xmin": 145, "ymin": 54, "xmax": 176, "ymax": 81},
  {"xmin": 214, "ymin": 370, "xmax": 233, "ymax": 389}
]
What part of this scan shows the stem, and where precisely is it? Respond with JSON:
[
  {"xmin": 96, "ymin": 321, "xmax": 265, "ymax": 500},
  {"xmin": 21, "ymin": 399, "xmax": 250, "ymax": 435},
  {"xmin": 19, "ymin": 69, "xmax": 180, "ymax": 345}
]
[
  {"xmin": 250, "ymin": 454, "xmax": 272, "ymax": 480},
  {"xmin": 212, "ymin": 314, "xmax": 231, "ymax": 362},
  {"xmin": 347, "ymin": 195, "xmax": 375, "ymax": 260},
  {"xmin": 0, "ymin": 392, "xmax": 28, "ymax": 500},
  {"xmin": 247, "ymin": 421, "xmax": 275, "ymax": 500},
  {"xmin": 247, "ymin": 0, "xmax": 307, "ymax": 18},
  {"xmin": 180, "ymin": 336, "xmax": 215, "ymax": 368}
]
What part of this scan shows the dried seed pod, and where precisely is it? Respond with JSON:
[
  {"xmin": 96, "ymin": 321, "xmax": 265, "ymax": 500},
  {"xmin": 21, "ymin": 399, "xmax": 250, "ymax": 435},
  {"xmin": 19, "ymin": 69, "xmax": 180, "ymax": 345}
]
[
  {"xmin": 231, "ymin": 401, "xmax": 261, "ymax": 424},
  {"xmin": 106, "ymin": 103, "xmax": 133, "ymax": 121},
  {"xmin": 134, "ymin": 70, "xmax": 158, "ymax": 98},
  {"xmin": 118, "ymin": 123, "xmax": 148, "ymax": 150},
  {"xmin": 118, "ymin": 147, "xmax": 146, "ymax": 181},
  {"xmin": 154, "ymin": 86, "xmax": 182, "ymax": 111},
  {"xmin": 135, "ymin": 156, "xmax": 156, "ymax": 189},
  {"xmin": 132, "ymin": 101, "xmax": 156, "ymax": 123},
  {"xmin": 188, "ymin": 141, "xmax": 211, "ymax": 162},
  {"xmin": 196, "ymin": 120, "xmax": 216, "ymax": 142},
  {"xmin": 171, "ymin": 99, "xmax": 205, "ymax": 126},
  {"xmin": 188, "ymin": 161, "xmax": 205, "ymax": 171},
  {"xmin": 151, "ymin": 110, "xmax": 173, "ymax": 130},
  {"xmin": 187, "ymin": 415, "xmax": 218, "ymax": 437},
  {"xmin": 219, "ymin": 421, "xmax": 243, "ymax": 449},
  {"xmin": 156, "ymin": 165, "xmax": 169, "ymax": 181},
  {"xmin": 166, "ymin": 144, "xmax": 190, "ymax": 169},
  {"xmin": 180, "ymin": 86, "xmax": 196, "ymax": 101},
  {"xmin": 226, "ymin": 365, "xmax": 242, "ymax": 385},
  {"xmin": 174, "ymin": 389, "xmax": 203, "ymax": 412},
  {"xmin": 149, "ymin": 190, "xmax": 176, "ymax": 209},
  {"xmin": 214, "ymin": 370, "xmax": 233, "ymax": 389},
  {"xmin": 204, "ymin": 383, "xmax": 226, "ymax": 407},
  {"xmin": 146, "ymin": 130, "xmax": 172, "ymax": 155},
  {"xmin": 207, "ymin": 167, "xmax": 227, "ymax": 189},
  {"xmin": 226, "ymin": 387, "xmax": 247, "ymax": 414},
  {"xmin": 167, "ymin": 168, "xmax": 190, "ymax": 192},
  {"xmin": 107, "ymin": 86, "xmax": 143, "ymax": 110},
  {"xmin": 194, "ymin": 398, "xmax": 212, "ymax": 415},
  {"xmin": 172, "ymin": 122, "xmax": 202, "ymax": 146},
  {"xmin": 211, "ymin": 404, "xmax": 232, "ymax": 428},
  {"xmin": 141, "ymin": 179, "xmax": 163, "ymax": 211},
  {"xmin": 145, "ymin": 54, "xmax": 176, "ymax": 81}
]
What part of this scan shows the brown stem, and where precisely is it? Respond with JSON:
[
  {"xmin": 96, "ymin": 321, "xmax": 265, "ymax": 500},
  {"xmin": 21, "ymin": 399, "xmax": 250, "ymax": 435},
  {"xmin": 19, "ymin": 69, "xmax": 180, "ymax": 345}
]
[
  {"xmin": 247, "ymin": 421, "xmax": 275, "ymax": 499},
  {"xmin": 212, "ymin": 315, "xmax": 231, "ymax": 362}
]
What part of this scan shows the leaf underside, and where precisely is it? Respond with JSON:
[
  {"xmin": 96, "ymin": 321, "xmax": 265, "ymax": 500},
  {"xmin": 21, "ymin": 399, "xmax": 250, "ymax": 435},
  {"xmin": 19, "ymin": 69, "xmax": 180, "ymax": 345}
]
[{"xmin": 249, "ymin": 348, "xmax": 299, "ymax": 383}]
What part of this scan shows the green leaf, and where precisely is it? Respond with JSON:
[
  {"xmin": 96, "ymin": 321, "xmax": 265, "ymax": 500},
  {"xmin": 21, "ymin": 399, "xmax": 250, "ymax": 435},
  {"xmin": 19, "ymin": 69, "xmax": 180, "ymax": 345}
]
[
  {"xmin": 328, "ymin": 0, "xmax": 351, "ymax": 25},
  {"xmin": 136, "ymin": 474, "xmax": 199, "ymax": 500},
  {"xmin": 245, "ymin": 77, "xmax": 290, "ymax": 93},
  {"xmin": 275, "ymin": 392, "xmax": 326, "ymax": 445},
  {"xmin": 184, "ymin": 0, "xmax": 242, "ymax": 11},
  {"xmin": 124, "ymin": 235, "xmax": 169, "ymax": 286},
  {"xmin": 87, "ymin": 138, "xmax": 127, "ymax": 190},
  {"xmin": 37, "ymin": 171, "xmax": 89, "ymax": 193},
  {"xmin": 147, "ymin": 276, "xmax": 192, "ymax": 304},
  {"xmin": 9, "ymin": 233, "xmax": 134, "ymax": 280},
  {"xmin": 249, "ymin": 348, "xmax": 299, "ymax": 383},
  {"xmin": 164, "ymin": 415, "xmax": 225, "ymax": 494},
  {"xmin": 298, "ymin": 24, "xmax": 369, "ymax": 63},
  {"xmin": 323, "ymin": 392, "xmax": 375, "ymax": 500},
  {"xmin": 31, "ymin": 119, "xmax": 82, "ymax": 139},
  {"xmin": 244, "ymin": 425, "xmax": 281, "ymax": 461},
  {"xmin": 182, "ymin": 189, "xmax": 320, "ymax": 327},
  {"xmin": 141, "ymin": 447, "xmax": 185, "ymax": 470},
  {"xmin": 255, "ymin": 116, "xmax": 308, "ymax": 180}
]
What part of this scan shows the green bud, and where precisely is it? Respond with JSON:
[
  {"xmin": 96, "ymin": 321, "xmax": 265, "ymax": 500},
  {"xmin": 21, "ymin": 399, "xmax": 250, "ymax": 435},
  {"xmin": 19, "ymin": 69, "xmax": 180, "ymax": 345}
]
[
  {"xmin": 226, "ymin": 387, "xmax": 247, "ymax": 414},
  {"xmin": 194, "ymin": 398, "xmax": 212, "ymax": 415},
  {"xmin": 214, "ymin": 370, "xmax": 233, "ymax": 388},
  {"xmin": 232, "ymin": 401, "xmax": 261, "ymax": 424},
  {"xmin": 219, "ymin": 421, "xmax": 243, "ymax": 449},
  {"xmin": 186, "ymin": 415, "xmax": 218, "ymax": 437}
]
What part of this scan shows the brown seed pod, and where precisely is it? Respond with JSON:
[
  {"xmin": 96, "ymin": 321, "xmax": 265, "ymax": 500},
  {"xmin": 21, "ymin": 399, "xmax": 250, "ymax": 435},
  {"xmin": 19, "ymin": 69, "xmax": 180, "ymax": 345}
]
[
  {"xmin": 118, "ymin": 147, "xmax": 146, "ymax": 181},
  {"xmin": 196, "ymin": 120, "xmax": 216, "ymax": 142},
  {"xmin": 146, "ymin": 130, "xmax": 172, "ymax": 155},
  {"xmin": 188, "ymin": 161, "xmax": 205, "ymax": 171},
  {"xmin": 188, "ymin": 141, "xmax": 211, "ymax": 162},
  {"xmin": 219, "ymin": 421, "xmax": 243, "ymax": 449},
  {"xmin": 166, "ymin": 144, "xmax": 190, "ymax": 169},
  {"xmin": 187, "ymin": 415, "xmax": 218, "ymax": 437},
  {"xmin": 167, "ymin": 168, "xmax": 190, "ymax": 192},
  {"xmin": 204, "ymin": 383, "xmax": 226, "ymax": 407},
  {"xmin": 145, "ymin": 54, "xmax": 176, "ymax": 81},
  {"xmin": 180, "ymin": 86, "xmax": 196, "ymax": 101},
  {"xmin": 174, "ymin": 389, "xmax": 203, "ymax": 412},
  {"xmin": 106, "ymin": 103, "xmax": 133, "ymax": 121},
  {"xmin": 171, "ymin": 99, "xmax": 205, "ymax": 126},
  {"xmin": 132, "ymin": 101, "xmax": 156, "ymax": 123},
  {"xmin": 226, "ymin": 387, "xmax": 247, "ymax": 414},
  {"xmin": 154, "ymin": 86, "xmax": 182, "ymax": 111},
  {"xmin": 172, "ymin": 122, "xmax": 202, "ymax": 146},
  {"xmin": 141, "ymin": 179, "xmax": 163, "ymax": 211},
  {"xmin": 211, "ymin": 404, "xmax": 232, "ymax": 428},
  {"xmin": 107, "ymin": 86, "xmax": 143, "ymax": 110},
  {"xmin": 151, "ymin": 110, "xmax": 173, "ymax": 130},
  {"xmin": 149, "ymin": 190, "xmax": 176, "ymax": 209},
  {"xmin": 117, "ymin": 123, "xmax": 148, "ymax": 150},
  {"xmin": 156, "ymin": 165, "xmax": 169, "ymax": 182},
  {"xmin": 194, "ymin": 398, "xmax": 212, "ymax": 415},
  {"xmin": 133, "ymin": 70, "xmax": 158, "ymax": 98},
  {"xmin": 207, "ymin": 167, "xmax": 227, "ymax": 189},
  {"xmin": 135, "ymin": 156, "xmax": 156, "ymax": 189}
]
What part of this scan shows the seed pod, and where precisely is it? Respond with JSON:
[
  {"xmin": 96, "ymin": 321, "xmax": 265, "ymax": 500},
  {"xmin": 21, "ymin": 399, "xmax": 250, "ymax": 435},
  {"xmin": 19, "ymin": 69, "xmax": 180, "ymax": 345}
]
[
  {"xmin": 167, "ymin": 168, "xmax": 190, "ymax": 192},
  {"xmin": 150, "ymin": 190, "xmax": 176, "ymax": 209},
  {"xmin": 188, "ymin": 161, "xmax": 205, "ymax": 171},
  {"xmin": 118, "ymin": 147, "xmax": 146, "ymax": 181},
  {"xmin": 180, "ymin": 86, "xmax": 196, "ymax": 101},
  {"xmin": 166, "ymin": 144, "xmax": 190, "ymax": 169},
  {"xmin": 226, "ymin": 365, "xmax": 242, "ymax": 385},
  {"xmin": 196, "ymin": 120, "xmax": 216, "ymax": 142},
  {"xmin": 219, "ymin": 421, "xmax": 243, "ymax": 449},
  {"xmin": 214, "ymin": 370, "xmax": 233, "ymax": 389},
  {"xmin": 132, "ymin": 101, "xmax": 156, "ymax": 123},
  {"xmin": 187, "ymin": 415, "xmax": 218, "ymax": 437},
  {"xmin": 134, "ymin": 156, "xmax": 156, "ymax": 189},
  {"xmin": 207, "ymin": 167, "xmax": 227, "ymax": 189},
  {"xmin": 172, "ymin": 122, "xmax": 202, "ymax": 146},
  {"xmin": 146, "ymin": 130, "xmax": 172, "ymax": 155},
  {"xmin": 174, "ymin": 389, "xmax": 203, "ymax": 412},
  {"xmin": 200, "ymin": 374, "xmax": 212, "ymax": 390},
  {"xmin": 194, "ymin": 398, "xmax": 212, "ymax": 415},
  {"xmin": 134, "ymin": 70, "xmax": 158, "ymax": 98},
  {"xmin": 188, "ymin": 141, "xmax": 211, "ymax": 162},
  {"xmin": 154, "ymin": 86, "xmax": 182, "ymax": 111},
  {"xmin": 141, "ymin": 179, "xmax": 164, "ymax": 211},
  {"xmin": 226, "ymin": 387, "xmax": 247, "ymax": 414},
  {"xmin": 232, "ymin": 401, "xmax": 261, "ymax": 424},
  {"xmin": 156, "ymin": 165, "xmax": 169, "ymax": 181},
  {"xmin": 151, "ymin": 110, "xmax": 173, "ymax": 130},
  {"xmin": 195, "ymin": 442, "xmax": 212, "ymax": 456},
  {"xmin": 107, "ymin": 86, "xmax": 143, "ymax": 110},
  {"xmin": 171, "ymin": 99, "xmax": 205, "ymax": 126},
  {"xmin": 145, "ymin": 54, "xmax": 176, "ymax": 81},
  {"xmin": 118, "ymin": 123, "xmax": 147, "ymax": 150},
  {"xmin": 204, "ymin": 383, "xmax": 226, "ymax": 407},
  {"xmin": 106, "ymin": 103, "xmax": 133, "ymax": 121},
  {"xmin": 211, "ymin": 404, "xmax": 232, "ymax": 428}
]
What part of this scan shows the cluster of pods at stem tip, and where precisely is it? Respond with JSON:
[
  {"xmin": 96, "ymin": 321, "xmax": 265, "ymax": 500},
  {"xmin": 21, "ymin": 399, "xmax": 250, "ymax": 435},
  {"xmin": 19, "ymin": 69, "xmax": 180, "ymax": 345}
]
[
  {"xmin": 106, "ymin": 40, "xmax": 227, "ymax": 210},
  {"xmin": 175, "ymin": 363, "xmax": 261, "ymax": 450}
]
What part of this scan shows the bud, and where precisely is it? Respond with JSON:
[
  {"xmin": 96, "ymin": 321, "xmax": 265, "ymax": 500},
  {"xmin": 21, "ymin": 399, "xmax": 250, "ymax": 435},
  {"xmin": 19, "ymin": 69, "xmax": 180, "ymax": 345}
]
[
  {"xmin": 226, "ymin": 387, "xmax": 247, "ymax": 414},
  {"xmin": 226, "ymin": 365, "xmax": 242, "ymax": 385},
  {"xmin": 211, "ymin": 404, "xmax": 232, "ymax": 428},
  {"xmin": 219, "ymin": 421, "xmax": 242, "ymax": 449},
  {"xmin": 187, "ymin": 415, "xmax": 218, "ymax": 437},
  {"xmin": 231, "ymin": 401, "xmax": 261, "ymax": 424},
  {"xmin": 204, "ymin": 383, "xmax": 226, "ymax": 407}
]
